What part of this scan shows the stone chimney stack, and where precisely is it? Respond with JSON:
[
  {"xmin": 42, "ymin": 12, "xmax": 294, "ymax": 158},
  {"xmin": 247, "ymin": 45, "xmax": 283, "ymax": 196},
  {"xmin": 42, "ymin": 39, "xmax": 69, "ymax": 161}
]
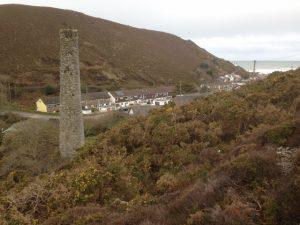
[{"xmin": 59, "ymin": 29, "xmax": 84, "ymax": 158}]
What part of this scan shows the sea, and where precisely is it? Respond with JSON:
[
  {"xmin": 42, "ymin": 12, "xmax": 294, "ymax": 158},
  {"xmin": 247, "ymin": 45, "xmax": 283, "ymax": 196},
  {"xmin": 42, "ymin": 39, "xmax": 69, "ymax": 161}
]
[{"xmin": 233, "ymin": 61, "xmax": 300, "ymax": 74}]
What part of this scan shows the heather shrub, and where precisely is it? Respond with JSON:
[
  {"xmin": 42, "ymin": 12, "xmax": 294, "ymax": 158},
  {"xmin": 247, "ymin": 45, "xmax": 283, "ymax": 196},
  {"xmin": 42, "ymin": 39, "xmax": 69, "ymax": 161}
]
[
  {"xmin": 221, "ymin": 151, "xmax": 280, "ymax": 187},
  {"xmin": 255, "ymin": 104, "xmax": 290, "ymax": 125},
  {"xmin": 264, "ymin": 175, "xmax": 300, "ymax": 225},
  {"xmin": 156, "ymin": 173, "xmax": 178, "ymax": 193},
  {"xmin": 205, "ymin": 201, "xmax": 257, "ymax": 225},
  {"xmin": 3, "ymin": 173, "xmax": 73, "ymax": 223},
  {"xmin": 43, "ymin": 205, "xmax": 111, "ymax": 225},
  {"xmin": 263, "ymin": 122, "xmax": 296, "ymax": 146},
  {"xmin": 187, "ymin": 210, "xmax": 206, "ymax": 225}
]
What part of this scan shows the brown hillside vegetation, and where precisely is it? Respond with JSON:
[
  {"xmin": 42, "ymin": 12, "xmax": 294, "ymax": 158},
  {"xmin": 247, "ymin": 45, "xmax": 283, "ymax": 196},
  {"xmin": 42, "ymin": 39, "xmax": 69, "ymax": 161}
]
[
  {"xmin": 0, "ymin": 4, "xmax": 246, "ymax": 92},
  {"xmin": 0, "ymin": 69, "xmax": 299, "ymax": 225},
  {"xmin": 0, "ymin": 83, "xmax": 8, "ymax": 110}
]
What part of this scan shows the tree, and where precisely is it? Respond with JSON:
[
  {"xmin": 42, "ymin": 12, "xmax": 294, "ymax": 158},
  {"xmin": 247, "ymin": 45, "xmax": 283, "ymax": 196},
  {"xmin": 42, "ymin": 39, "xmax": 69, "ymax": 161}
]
[
  {"xmin": 43, "ymin": 85, "xmax": 57, "ymax": 95},
  {"xmin": 176, "ymin": 83, "xmax": 197, "ymax": 94}
]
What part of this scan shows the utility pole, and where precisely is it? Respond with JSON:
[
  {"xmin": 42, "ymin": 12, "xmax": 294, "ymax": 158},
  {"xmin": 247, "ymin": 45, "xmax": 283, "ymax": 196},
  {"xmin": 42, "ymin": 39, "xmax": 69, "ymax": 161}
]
[
  {"xmin": 179, "ymin": 81, "xmax": 182, "ymax": 96},
  {"xmin": 85, "ymin": 83, "xmax": 88, "ymax": 108},
  {"xmin": 13, "ymin": 85, "xmax": 17, "ymax": 99},
  {"xmin": 8, "ymin": 83, "xmax": 12, "ymax": 104},
  {"xmin": 252, "ymin": 60, "xmax": 256, "ymax": 76}
]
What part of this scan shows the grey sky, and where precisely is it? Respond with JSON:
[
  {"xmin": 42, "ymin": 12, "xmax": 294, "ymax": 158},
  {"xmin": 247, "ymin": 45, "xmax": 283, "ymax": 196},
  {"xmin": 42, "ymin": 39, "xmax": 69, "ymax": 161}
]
[{"xmin": 1, "ymin": 0, "xmax": 300, "ymax": 60}]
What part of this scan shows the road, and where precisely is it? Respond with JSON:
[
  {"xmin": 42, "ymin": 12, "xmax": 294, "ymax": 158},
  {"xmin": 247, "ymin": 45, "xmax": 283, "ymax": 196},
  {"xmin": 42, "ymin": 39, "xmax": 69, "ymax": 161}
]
[
  {"xmin": 173, "ymin": 92, "xmax": 213, "ymax": 106},
  {"xmin": 0, "ymin": 110, "xmax": 59, "ymax": 120},
  {"xmin": 0, "ymin": 110, "xmax": 110, "ymax": 120}
]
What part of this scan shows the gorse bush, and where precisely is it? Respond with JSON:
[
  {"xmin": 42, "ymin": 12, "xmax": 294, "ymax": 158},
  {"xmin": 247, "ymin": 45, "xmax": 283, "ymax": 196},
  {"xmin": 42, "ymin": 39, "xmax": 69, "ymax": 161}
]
[{"xmin": 0, "ymin": 69, "xmax": 299, "ymax": 225}]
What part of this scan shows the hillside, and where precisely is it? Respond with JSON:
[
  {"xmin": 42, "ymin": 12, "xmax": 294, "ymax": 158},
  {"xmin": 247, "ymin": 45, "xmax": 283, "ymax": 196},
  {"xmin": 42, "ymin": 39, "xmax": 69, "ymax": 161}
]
[
  {"xmin": 0, "ymin": 4, "xmax": 246, "ymax": 93},
  {"xmin": 0, "ymin": 69, "xmax": 299, "ymax": 225}
]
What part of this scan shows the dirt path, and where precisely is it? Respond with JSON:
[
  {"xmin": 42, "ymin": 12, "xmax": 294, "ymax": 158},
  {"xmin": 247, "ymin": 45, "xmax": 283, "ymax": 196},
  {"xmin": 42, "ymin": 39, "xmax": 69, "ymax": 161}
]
[{"xmin": 0, "ymin": 110, "xmax": 59, "ymax": 120}]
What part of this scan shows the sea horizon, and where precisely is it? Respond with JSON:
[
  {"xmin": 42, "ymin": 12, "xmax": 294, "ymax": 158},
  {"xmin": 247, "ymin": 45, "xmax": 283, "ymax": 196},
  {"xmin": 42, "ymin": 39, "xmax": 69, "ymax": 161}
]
[{"xmin": 232, "ymin": 60, "xmax": 300, "ymax": 74}]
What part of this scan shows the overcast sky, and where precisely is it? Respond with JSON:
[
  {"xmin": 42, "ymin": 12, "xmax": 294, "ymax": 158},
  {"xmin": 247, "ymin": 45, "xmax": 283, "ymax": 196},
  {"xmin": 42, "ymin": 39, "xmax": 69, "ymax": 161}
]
[{"xmin": 1, "ymin": 0, "xmax": 300, "ymax": 60}]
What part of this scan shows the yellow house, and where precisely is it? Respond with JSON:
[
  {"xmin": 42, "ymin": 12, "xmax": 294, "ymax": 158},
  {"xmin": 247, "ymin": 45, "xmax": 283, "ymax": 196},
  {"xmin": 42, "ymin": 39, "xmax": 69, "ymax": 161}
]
[
  {"xmin": 36, "ymin": 99, "xmax": 48, "ymax": 112},
  {"xmin": 36, "ymin": 96, "xmax": 60, "ymax": 113},
  {"xmin": 36, "ymin": 92, "xmax": 111, "ymax": 113}
]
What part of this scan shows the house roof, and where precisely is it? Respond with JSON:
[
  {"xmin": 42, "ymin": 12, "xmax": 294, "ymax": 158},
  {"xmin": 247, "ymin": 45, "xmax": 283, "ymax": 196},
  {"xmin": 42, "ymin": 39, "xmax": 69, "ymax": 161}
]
[
  {"xmin": 127, "ymin": 105, "xmax": 156, "ymax": 116},
  {"xmin": 82, "ymin": 92, "xmax": 110, "ymax": 101},
  {"xmin": 42, "ymin": 91, "xmax": 110, "ymax": 105},
  {"xmin": 43, "ymin": 96, "xmax": 60, "ymax": 105},
  {"xmin": 110, "ymin": 86, "xmax": 175, "ymax": 98}
]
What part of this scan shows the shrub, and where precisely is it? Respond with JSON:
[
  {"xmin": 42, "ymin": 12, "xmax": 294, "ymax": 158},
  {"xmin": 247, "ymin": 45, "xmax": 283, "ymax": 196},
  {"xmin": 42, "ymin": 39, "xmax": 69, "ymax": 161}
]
[
  {"xmin": 199, "ymin": 63, "xmax": 209, "ymax": 70},
  {"xmin": 71, "ymin": 155, "xmax": 141, "ymax": 206},
  {"xmin": 206, "ymin": 70, "xmax": 213, "ymax": 76},
  {"xmin": 43, "ymin": 85, "xmax": 57, "ymax": 95},
  {"xmin": 199, "ymin": 85, "xmax": 210, "ymax": 93},
  {"xmin": 264, "ymin": 175, "xmax": 300, "ymax": 225},
  {"xmin": 42, "ymin": 205, "xmax": 110, "ymax": 225},
  {"xmin": 72, "ymin": 166, "xmax": 103, "ymax": 203},
  {"xmin": 255, "ymin": 104, "xmax": 290, "ymax": 126},
  {"xmin": 222, "ymin": 151, "xmax": 280, "ymax": 187},
  {"xmin": 205, "ymin": 201, "xmax": 257, "ymax": 225},
  {"xmin": 176, "ymin": 83, "xmax": 197, "ymax": 94},
  {"xmin": 264, "ymin": 122, "xmax": 295, "ymax": 146},
  {"xmin": 156, "ymin": 173, "xmax": 178, "ymax": 193},
  {"xmin": 187, "ymin": 210, "xmax": 206, "ymax": 225}
]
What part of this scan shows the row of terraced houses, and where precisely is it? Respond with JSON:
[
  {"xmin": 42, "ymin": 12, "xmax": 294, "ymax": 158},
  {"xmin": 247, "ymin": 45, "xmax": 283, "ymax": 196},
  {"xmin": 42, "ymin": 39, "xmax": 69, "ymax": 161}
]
[{"xmin": 36, "ymin": 86, "xmax": 175, "ymax": 113}]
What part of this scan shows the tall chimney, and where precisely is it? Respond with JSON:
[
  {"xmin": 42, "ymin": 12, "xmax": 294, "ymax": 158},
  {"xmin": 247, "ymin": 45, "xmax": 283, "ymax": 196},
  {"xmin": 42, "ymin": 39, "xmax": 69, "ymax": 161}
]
[{"xmin": 59, "ymin": 29, "xmax": 84, "ymax": 158}]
